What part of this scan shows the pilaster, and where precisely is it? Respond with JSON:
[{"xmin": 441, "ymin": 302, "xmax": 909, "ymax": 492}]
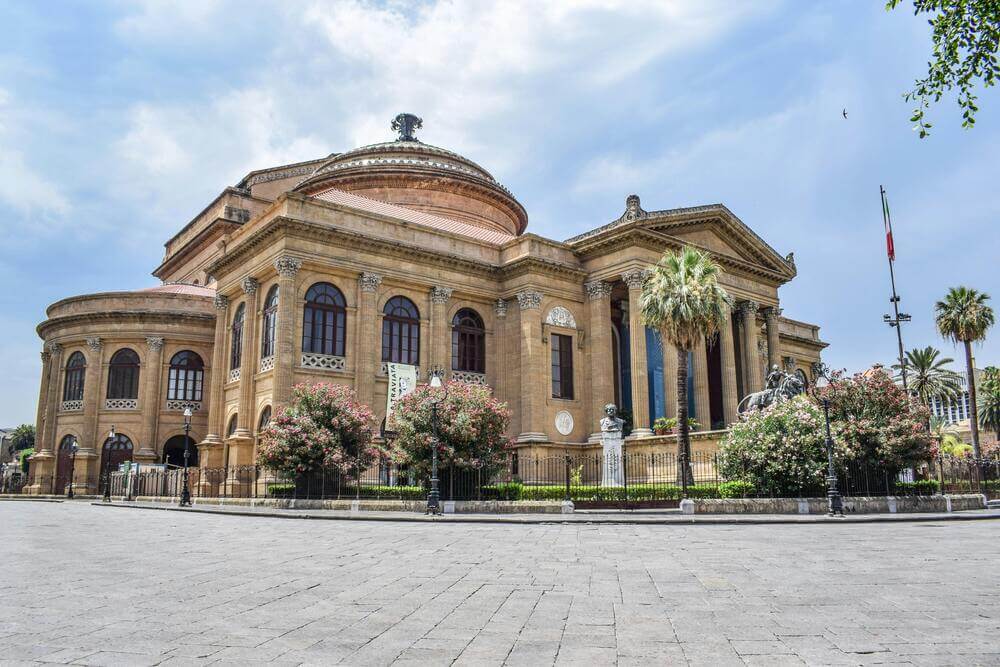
[
  {"xmin": 138, "ymin": 336, "xmax": 164, "ymax": 461},
  {"xmin": 515, "ymin": 290, "xmax": 545, "ymax": 442},
  {"xmin": 235, "ymin": 277, "xmax": 259, "ymax": 436},
  {"xmin": 273, "ymin": 256, "xmax": 302, "ymax": 409},
  {"xmin": 586, "ymin": 280, "xmax": 613, "ymax": 441},
  {"xmin": 430, "ymin": 286, "xmax": 452, "ymax": 375},
  {"xmin": 623, "ymin": 270, "xmax": 652, "ymax": 437},
  {"xmin": 356, "ymin": 272, "xmax": 382, "ymax": 410}
]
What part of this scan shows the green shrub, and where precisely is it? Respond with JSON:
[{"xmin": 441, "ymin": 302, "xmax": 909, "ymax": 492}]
[
  {"xmin": 719, "ymin": 480, "xmax": 755, "ymax": 498},
  {"xmin": 895, "ymin": 479, "xmax": 939, "ymax": 496}
]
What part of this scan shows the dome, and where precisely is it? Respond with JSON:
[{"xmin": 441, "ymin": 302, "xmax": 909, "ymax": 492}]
[{"xmin": 295, "ymin": 113, "xmax": 528, "ymax": 237}]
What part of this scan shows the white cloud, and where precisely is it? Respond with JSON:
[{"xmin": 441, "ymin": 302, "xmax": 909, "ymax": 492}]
[{"xmin": 0, "ymin": 87, "xmax": 70, "ymax": 220}]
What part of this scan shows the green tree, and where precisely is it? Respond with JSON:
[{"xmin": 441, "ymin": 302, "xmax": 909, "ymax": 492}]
[
  {"xmin": 892, "ymin": 346, "xmax": 962, "ymax": 409},
  {"xmin": 977, "ymin": 366, "xmax": 1000, "ymax": 449},
  {"xmin": 887, "ymin": 0, "xmax": 1000, "ymax": 137},
  {"xmin": 934, "ymin": 286, "xmax": 995, "ymax": 457},
  {"xmin": 640, "ymin": 246, "xmax": 732, "ymax": 485},
  {"xmin": 9, "ymin": 424, "xmax": 35, "ymax": 452}
]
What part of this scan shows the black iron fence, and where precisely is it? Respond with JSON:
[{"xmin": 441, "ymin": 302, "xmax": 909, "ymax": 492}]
[{"xmin": 97, "ymin": 452, "xmax": 1000, "ymax": 507}]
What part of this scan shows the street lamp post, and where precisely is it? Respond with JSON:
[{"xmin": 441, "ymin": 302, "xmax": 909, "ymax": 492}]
[
  {"xmin": 814, "ymin": 370, "xmax": 844, "ymax": 517},
  {"xmin": 180, "ymin": 407, "xmax": 193, "ymax": 507},
  {"xmin": 67, "ymin": 438, "xmax": 79, "ymax": 499},
  {"xmin": 103, "ymin": 425, "xmax": 116, "ymax": 503},
  {"xmin": 426, "ymin": 367, "xmax": 446, "ymax": 515}
]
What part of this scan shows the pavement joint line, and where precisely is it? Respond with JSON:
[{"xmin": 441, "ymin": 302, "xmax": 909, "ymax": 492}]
[{"xmin": 87, "ymin": 501, "xmax": 1000, "ymax": 526}]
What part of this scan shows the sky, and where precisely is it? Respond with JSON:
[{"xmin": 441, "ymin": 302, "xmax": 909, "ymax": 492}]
[{"xmin": 0, "ymin": 0, "xmax": 997, "ymax": 427}]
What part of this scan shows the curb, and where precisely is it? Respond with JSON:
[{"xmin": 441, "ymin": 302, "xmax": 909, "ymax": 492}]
[{"xmin": 89, "ymin": 502, "xmax": 1000, "ymax": 526}]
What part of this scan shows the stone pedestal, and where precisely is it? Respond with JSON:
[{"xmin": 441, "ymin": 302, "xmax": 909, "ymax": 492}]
[{"xmin": 601, "ymin": 430, "xmax": 624, "ymax": 488}]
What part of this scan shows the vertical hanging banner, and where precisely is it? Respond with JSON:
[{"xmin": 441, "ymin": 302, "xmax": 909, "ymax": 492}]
[{"xmin": 386, "ymin": 363, "xmax": 418, "ymax": 422}]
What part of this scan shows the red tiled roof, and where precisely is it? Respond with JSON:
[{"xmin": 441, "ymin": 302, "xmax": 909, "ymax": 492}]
[
  {"xmin": 313, "ymin": 187, "xmax": 516, "ymax": 246},
  {"xmin": 138, "ymin": 284, "xmax": 215, "ymax": 297}
]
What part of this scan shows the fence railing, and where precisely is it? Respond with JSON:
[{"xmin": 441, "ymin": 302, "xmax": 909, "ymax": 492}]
[{"xmin": 97, "ymin": 452, "xmax": 1000, "ymax": 506}]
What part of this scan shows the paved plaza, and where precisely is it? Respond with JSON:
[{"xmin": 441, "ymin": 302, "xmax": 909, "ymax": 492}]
[{"xmin": 2, "ymin": 502, "xmax": 999, "ymax": 666}]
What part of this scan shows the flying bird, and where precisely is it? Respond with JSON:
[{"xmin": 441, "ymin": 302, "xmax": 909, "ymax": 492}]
[{"xmin": 842, "ymin": 108, "xmax": 848, "ymax": 119}]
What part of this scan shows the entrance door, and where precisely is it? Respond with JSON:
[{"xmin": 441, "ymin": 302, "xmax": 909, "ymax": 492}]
[{"xmin": 54, "ymin": 436, "xmax": 76, "ymax": 494}]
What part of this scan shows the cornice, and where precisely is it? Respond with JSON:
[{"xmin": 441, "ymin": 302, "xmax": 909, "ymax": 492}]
[{"xmin": 37, "ymin": 310, "xmax": 215, "ymax": 339}]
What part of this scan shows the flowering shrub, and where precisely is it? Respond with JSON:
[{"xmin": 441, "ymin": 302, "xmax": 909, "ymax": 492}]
[
  {"xmin": 257, "ymin": 383, "xmax": 379, "ymax": 476},
  {"xmin": 390, "ymin": 380, "xmax": 512, "ymax": 477},
  {"xmin": 816, "ymin": 366, "xmax": 932, "ymax": 467},
  {"xmin": 719, "ymin": 396, "xmax": 833, "ymax": 497}
]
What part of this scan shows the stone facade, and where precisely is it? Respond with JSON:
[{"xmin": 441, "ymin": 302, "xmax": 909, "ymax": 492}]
[{"xmin": 27, "ymin": 115, "xmax": 826, "ymax": 494}]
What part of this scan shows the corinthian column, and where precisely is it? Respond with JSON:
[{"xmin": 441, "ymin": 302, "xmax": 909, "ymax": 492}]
[
  {"xmin": 430, "ymin": 286, "xmax": 453, "ymax": 375},
  {"xmin": 235, "ymin": 277, "xmax": 259, "ymax": 436},
  {"xmin": 515, "ymin": 290, "xmax": 545, "ymax": 442},
  {"xmin": 623, "ymin": 269, "xmax": 652, "ymax": 437},
  {"xmin": 356, "ymin": 272, "xmax": 382, "ymax": 409},
  {"xmin": 586, "ymin": 280, "xmax": 613, "ymax": 441},
  {"xmin": 740, "ymin": 300, "xmax": 762, "ymax": 394},
  {"xmin": 273, "ymin": 256, "xmax": 302, "ymax": 410},
  {"xmin": 692, "ymin": 339, "xmax": 710, "ymax": 427},
  {"xmin": 719, "ymin": 310, "xmax": 739, "ymax": 426},
  {"xmin": 764, "ymin": 306, "xmax": 782, "ymax": 372},
  {"xmin": 138, "ymin": 336, "xmax": 164, "ymax": 461}
]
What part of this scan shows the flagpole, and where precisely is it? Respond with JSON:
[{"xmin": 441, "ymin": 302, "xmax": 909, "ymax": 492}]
[{"xmin": 881, "ymin": 185, "xmax": 910, "ymax": 393}]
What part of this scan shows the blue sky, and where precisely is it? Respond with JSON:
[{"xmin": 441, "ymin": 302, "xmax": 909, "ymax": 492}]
[{"xmin": 1, "ymin": 0, "xmax": 997, "ymax": 427}]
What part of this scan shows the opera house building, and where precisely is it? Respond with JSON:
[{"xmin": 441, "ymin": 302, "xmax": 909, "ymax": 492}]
[{"xmin": 27, "ymin": 114, "xmax": 825, "ymax": 494}]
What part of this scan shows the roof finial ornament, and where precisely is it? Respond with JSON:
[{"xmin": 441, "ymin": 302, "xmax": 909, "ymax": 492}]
[
  {"xmin": 391, "ymin": 113, "xmax": 423, "ymax": 142},
  {"xmin": 621, "ymin": 194, "xmax": 646, "ymax": 222}
]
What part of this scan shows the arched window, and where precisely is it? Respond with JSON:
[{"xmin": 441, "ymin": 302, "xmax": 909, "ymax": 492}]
[
  {"xmin": 452, "ymin": 308, "xmax": 485, "ymax": 373},
  {"xmin": 382, "ymin": 296, "xmax": 420, "ymax": 365},
  {"xmin": 258, "ymin": 406, "xmax": 272, "ymax": 433},
  {"xmin": 162, "ymin": 434, "xmax": 198, "ymax": 467},
  {"xmin": 167, "ymin": 351, "xmax": 204, "ymax": 402},
  {"xmin": 302, "ymin": 283, "xmax": 347, "ymax": 357},
  {"xmin": 230, "ymin": 302, "xmax": 245, "ymax": 371},
  {"xmin": 261, "ymin": 285, "xmax": 279, "ymax": 359},
  {"xmin": 63, "ymin": 351, "xmax": 86, "ymax": 401},
  {"xmin": 107, "ymin": 348, "xmax": 140, "ymax": 399},
  {"xmin": 227, "ymin": 414, "xmax": 238, "ymax": 437}
]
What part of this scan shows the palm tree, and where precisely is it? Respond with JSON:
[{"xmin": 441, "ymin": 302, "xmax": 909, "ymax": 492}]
[
  {"xmin": 934, "ymin": 287, "xmax": 995, "ymax": 457},
  {"xmin": 891, "ymin": 346, "xmax": 962, "ymax": 408},
  {"xmin": 978, "ymin": 367, "xmax": 1000, "ymax": 451},
  {"xmin": 640, "ymin": 246, "xmax": 732, "ymax": 485}
]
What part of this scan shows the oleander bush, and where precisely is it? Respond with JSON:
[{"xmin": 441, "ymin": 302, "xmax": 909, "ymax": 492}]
[
  {"xmin": 257, "ymin": 383, "xmax": 381, "ymax": 476},
  {"xmin": 719, "ymin": 396, "xmax": 834, "ymax": 497}
]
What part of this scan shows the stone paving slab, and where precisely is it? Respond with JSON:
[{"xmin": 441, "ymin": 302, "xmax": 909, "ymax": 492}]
[
  {"xmin": 3, "ymin": 502, "xmax": 999, "ymax": 665},
  {"xmin": 91, "ymin": 500, "xmax": 1000, "ymax": 525}
]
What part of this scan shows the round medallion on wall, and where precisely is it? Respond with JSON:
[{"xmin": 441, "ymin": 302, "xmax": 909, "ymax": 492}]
[{"xmin": 554, "ymin": 410, "xmax": 574, "ymax": 436}]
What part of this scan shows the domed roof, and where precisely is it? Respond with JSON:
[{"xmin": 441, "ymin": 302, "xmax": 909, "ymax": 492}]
[{"xmin": 295, "ymin": 113, "xmax": 528, "ymax": 237}]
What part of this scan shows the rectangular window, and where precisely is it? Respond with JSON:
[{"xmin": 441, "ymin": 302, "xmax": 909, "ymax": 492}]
[{"xmin": 551, "ymin": 333, "xmax": 574, "ymax": 399}]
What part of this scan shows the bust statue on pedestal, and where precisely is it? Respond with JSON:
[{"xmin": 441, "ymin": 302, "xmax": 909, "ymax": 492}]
[{"xmin": 600, "ymin": 403, "xmax": 625, "ymax": 487}]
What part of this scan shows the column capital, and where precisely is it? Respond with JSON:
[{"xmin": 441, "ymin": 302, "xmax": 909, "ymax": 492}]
[
  {"xmin": 145, "ymin": 336, "xmax": 165, "ymax": 352},
  {"xmin": 213, "ymin": 293, "xmax": 229, "ymax": 310},
  {"xmin": 622, "ymin": 268, "xmax": 650, "ymax": 290},
  {"xmin": 494, "ymin": 298, "xmax": 508, "ymax": 318},
  {"xmin": 516, "ymin": 290, "xmax": 542, "ymax": 310},
  {"xmin": 430, "ymin": 286, "xmax": 453, "ymax": 304},
  {"xmin": 585, "ymin": 280, "xmax": 612, "ymax": 301},
  {"xmin": 240, "ymin": 277, "xmax": 259, "ymax": 295},
  {"xmin": 85, "ymin": 337, "xmax": 102, "ymax": 352},
  {"xmin": 359, "ymin": 272, "xmax": 382, "ymax": 292},
  {"xmin": 764, "ymin": 306, "xmax": 782, "ymax": 321},
  {"xmin": 738, "ymin": 299, "xmax": 760, "ymax": 316},
  {"xmin": 274, "ymin": 256, "xmax": 302, "ymax": 278}
]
